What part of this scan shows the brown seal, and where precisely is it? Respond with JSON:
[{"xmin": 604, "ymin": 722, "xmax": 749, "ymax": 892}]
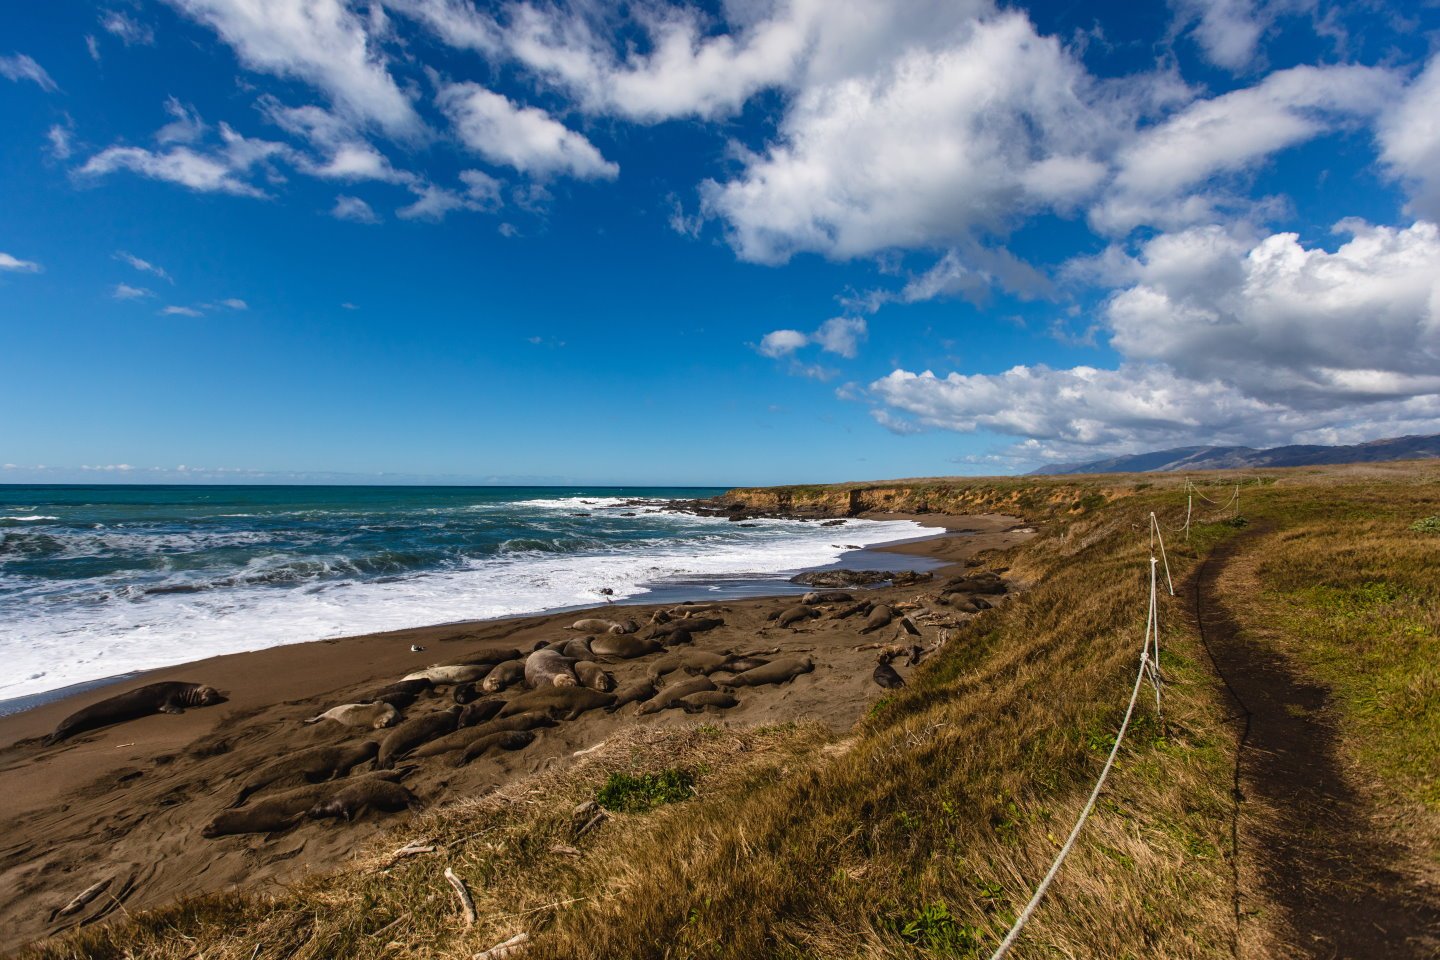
[
  {"xmin": 368, "ymin": 679, "xmax": 432, "ymax": 710},
  {"xmin": 605, "ymin": 678, "xmax": 658, "ymax": 712},
  {"xmin": 589, "ymin": 634, "xmax": 663, "ymax": 659},
  {"xmin": 481, "ymin": 659, "xmax": 526, "ymax": 693},
  {"xmin": 203, "ymin": 771, "xmax": 409, "ymax": 838},
  {"xmin": 499, "ymin": 687, "xmax": 615, "ymax": 720},
  {"xmin": 859, "ymin": 605, "xmax": 894, "ymax": 634},
  {"xmin": 525, "ymin": 648, "xmax": 579, "ymax": 688},
  {"xmin": 561, "ymin": 637, "xmax": 594, "ymax": 659},
  {"xmin": 408, "ymin": 711, "xmax": 555, "ymax": 759},
  {"xmin": 402, "ymin": 664, "xmax": 490, "ymax": 685},
  {"xmin": 677, "ymin": 691, "xmax": 739, "ymax": 713},
  {"xmin": 777, "ymin": 605, "xmax": 821, "ymax": 628},
  {"xmin": 722, "ymin": 657, "xmax": 814, "ymax": 688},
  {"xmin": 574, "ymin": 661, "xmax": 615, "ymax": 691},
  {"xmin": 44, "ymin": 681, "xmax": 225, "ymax": 745},
  {"xmin": 568, "ymin": 617, "xmax": 619, "ymax": 633},
  {"xmin": 801, "ymin": 590, "xmax": 854, "ymax": 604},
  {"xmin": 307, "ymin": 779, "xmax": 417, "ymax": 821},
  {"xmin": 458, "ymin": 698, "xmax": 505, "ymax": 727},
  {"xmin": 375, "ymin": 706, "xmax": 461, "ymax": 769},
  {"xmin": 873, "ymin": 658, "xmax": 905, "ymax": 689},
  {"xmin": 638, "ymin": 676, "xmax": 715, "ymax": 715},
  {"xmin": 454, "ymin": 729, "xmax": 536, "ymax": 767},
  {"xmin": 231, "ymin": 740, "xmax": 379, "ymax": 807},
  {"xmin": 646, "ymin": 650, "xmax": 734, "ymax": 680}
]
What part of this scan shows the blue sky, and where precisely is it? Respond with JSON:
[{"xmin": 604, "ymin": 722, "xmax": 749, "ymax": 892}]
[{"xmin": 1, "ymin": 0, "xmax": 1438, "ymax": 485}]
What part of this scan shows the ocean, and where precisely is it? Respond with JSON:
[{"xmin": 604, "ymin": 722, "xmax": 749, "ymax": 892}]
[{"xmin": 0, "ymin": 485, "xmax": 935, "ymax": 704}]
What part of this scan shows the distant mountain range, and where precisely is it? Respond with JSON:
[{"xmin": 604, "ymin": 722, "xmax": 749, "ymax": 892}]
[{"xmin": 1028, "ymin": 434, "xmax": 1440, "ymax": 476}]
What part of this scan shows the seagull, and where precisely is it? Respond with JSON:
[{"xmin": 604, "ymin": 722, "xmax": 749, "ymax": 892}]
[{"xmin": 410, "ymin": 644, "xmax": 425, "ymax": 653}]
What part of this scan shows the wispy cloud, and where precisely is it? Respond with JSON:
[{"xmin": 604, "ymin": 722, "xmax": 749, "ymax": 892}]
[
  {"xmin": 0, "ymin": 252, "xmax": 41, "ymax": 272},
  {"xmin": 113, "ymin": 282, "xmax": 152, "ymax": 299},
  {"xmin": 0, "ymin": 53, "xmax": 57, "ymax": 92},
  {"xmin": 160, "ymin": 305, "xmax": 204, "ymax": 317},
  {"xmin": 115, "ymin": 251, "xmax": 173, "ymax": 283}
]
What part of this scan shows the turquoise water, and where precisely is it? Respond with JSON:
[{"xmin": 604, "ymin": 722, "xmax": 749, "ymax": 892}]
[{"xmin": 0, "ymin": 485, "xmax": 931, "ymax": 701}]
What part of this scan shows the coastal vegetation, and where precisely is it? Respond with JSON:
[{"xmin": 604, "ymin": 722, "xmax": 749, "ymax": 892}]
[{"xmin": 21, "ymin": 461, "xmax": 1439, "ymax": 959}]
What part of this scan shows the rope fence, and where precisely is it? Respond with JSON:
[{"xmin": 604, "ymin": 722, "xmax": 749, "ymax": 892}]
[{"xmin": 987, "ymin": 528, "xmax": 1165, "ymax": 960}]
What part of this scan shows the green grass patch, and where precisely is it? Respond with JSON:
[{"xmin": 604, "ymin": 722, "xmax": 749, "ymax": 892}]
[{"xmin": 595, "ymin": 768, "xmax": 696, "ymax": 813}]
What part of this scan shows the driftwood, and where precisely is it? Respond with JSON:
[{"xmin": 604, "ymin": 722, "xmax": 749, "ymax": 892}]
[
  {"xmin": 383, "ymin": 841, "xmax": 436, "ymax": 868},
  {"xmin": 53, "ymin": 878, "xmax": 111, "ymax": 919},
  {"xmin": 473, "ymin": 932, "xmax": 530, "ymax": 959},
  {"xmin": 445, "ymin": 867, "xmax": 478, "ymax": 926}
]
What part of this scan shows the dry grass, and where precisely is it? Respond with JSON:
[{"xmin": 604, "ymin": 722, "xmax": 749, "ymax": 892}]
[{"xmin": 29, "ymin": 462, "xmax": 1439, "ymax": 960}]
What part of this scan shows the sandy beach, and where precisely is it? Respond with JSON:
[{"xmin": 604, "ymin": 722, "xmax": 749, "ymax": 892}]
[{"xmin": 0, "ymin": 513, "xmax": 1030, "ymax": 948}]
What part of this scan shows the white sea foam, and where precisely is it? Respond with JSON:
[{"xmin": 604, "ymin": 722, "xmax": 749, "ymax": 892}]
[
  {"xmin": 0, "ymin": 516, "xmax": 934, "ymax": 701},
  {"xmin": 0, "ymin": 515, "xmax": 59, "ymax": 522}
]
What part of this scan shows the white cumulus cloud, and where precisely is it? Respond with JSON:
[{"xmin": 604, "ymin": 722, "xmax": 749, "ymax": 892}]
[
  {"xmin": 1379, "ymin": 55, "xmax": 1440, "ymax": 222},
  {"xmin": 437, "ymin": 82, "xmax": 618, "ymax": 180},
  {"xmin": 0, "ymin": 252, "xmax": 41, "ymax": 272},
  {"xmin": 331, "ymin": 194, "xmax": 379, "ymax": 223}
]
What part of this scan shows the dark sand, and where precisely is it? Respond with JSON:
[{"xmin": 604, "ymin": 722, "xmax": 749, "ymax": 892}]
[{"xmin": 0, "ymin": 514, "xmax": 1029, "ymax": 947}]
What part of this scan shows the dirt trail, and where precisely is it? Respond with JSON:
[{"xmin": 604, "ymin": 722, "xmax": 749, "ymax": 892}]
[{"xmin": 1189, "ymin": 529, "xmax": 1440, "ymax": 959}]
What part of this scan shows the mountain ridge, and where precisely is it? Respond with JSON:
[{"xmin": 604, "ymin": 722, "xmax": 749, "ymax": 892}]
[{"xmin": 1028, "ymin": 434, "xmax": 1440, "ymax": 475}]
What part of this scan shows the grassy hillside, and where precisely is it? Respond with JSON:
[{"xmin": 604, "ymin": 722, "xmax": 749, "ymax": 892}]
[{"xmin": 24, "ymin": 462, "xmax": 1440, "ymax": 959}]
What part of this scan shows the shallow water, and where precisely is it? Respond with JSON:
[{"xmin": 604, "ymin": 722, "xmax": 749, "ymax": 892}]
[{"xmin": 0, "ymin": 485, "xmax": 932, "ymax": 701}]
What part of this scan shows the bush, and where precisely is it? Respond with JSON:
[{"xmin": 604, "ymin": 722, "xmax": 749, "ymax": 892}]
[{"xmin": 1411, "ymin": 516, "xmax": 1440, "ymax": 533}]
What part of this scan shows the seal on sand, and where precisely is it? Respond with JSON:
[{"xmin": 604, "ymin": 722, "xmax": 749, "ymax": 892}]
[
  {"xmin": 722, "ymin": 657, "xmax": 814, "ymax": 688},
  {"xmin": 859, "ymin": 605, "xmax": 895, "ymax": 634},
  {"xmin": 525, "ymin": 648, "xmax": 579, "ymax": 688},
  {"xmin": 204, "ymin": 771, "xmax": 410, "ymax": 837},
  {"xmin": 368, "ymin": 679, "xmax": 432, "ymax": 710},
  {"xmin": 605, "ymin": 678, "xmax": 657, "ymax": 712},
  {"xmin": 458, "ymin": 698, "xmax": 504, "ymax": 727},
  {"xmin": 646, "ymin": 650, "xmax": 734, "ymax": 680},
  {"xmin": 402, "ymin": 664, "xmax": 490, "ymax": 685},
  {"xmin": 801, "ymin": 590, "xmax": 854, "ymax": 605},
  {"xmin": 776, "ymin": 605, "xmax": 820, "ymax": 628},
  {"xmin": 231, "ymin": 740, "xmax": 379, "ymax": 807},
  {"xmin": 590, "ymin": 634, "xmax": 663, "ymax": 659},
  {"xmin": 498, "ymin": 686, "xmax": 615, "ymax": 720},
  {"xmin": 568, "ymin": 618, "xmax": 619, "ymax": 633},
  {"xmin": 376, "ymin": 706, "xmax": 461, "ymax": 769},
  {"xmin": 677, "ymin": 691, "xmax": 739, "ymax": 713},
  {"xmin": 307, "ymin": 779, "xmax": 417, "ymax": 821},
  {"xmin": 305, "ymin": 702, "xmax": 399, "ymax": 729},
  {"xmin": 638, "ymin": 676, "xmax": 715, "ymax": 715},
  {"xmin": 454, "ymin": 729, "xmax": 535, "ymax": 767},
  {"xmin": 574, "ymin": 661, "xmax": 615, "ymax": 691},
  {"xmin": 561, "ymin": 637, "xmax": 594, "ymax": 660},
  {"xmin": 407, "ymin": 711, "xmax": 555, "ymax": 759},
  {"xmin": 44, "ymin": 682, "xmax": 225, "ymax": 745},
  {"xmin": 872, "ymin": 658, "xmax": 905, "ymax": 689},
  {"xmin": 481, "ymin": 659, "xmax": 526, "ymax": 693}
]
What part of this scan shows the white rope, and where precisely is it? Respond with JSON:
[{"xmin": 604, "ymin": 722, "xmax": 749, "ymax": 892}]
[
  {"xmin": 1149, "ymin": 513, "xmax": 1174, "ymax": 596},
  {"xmin": 987, "ymin": 553, "xmax": 1160, "ymax": 960}
]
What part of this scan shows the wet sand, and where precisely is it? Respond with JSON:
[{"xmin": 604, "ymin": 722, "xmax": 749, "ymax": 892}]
[{"xmin": 0, "ymin": 514, "xmax": 1030, "ymax": 947}]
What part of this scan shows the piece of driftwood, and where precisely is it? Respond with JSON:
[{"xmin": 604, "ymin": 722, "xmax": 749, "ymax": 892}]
[
  {"xmin": 53, "ymin": 878, "xmax": 112, "ymax": 920},
  {"xmin": 473, "ymin": 931, "xmax": 530, "ymax": 959},
  {"xmin": 444, "ymin": 867, "xmax": 478, "ymax": 926}
]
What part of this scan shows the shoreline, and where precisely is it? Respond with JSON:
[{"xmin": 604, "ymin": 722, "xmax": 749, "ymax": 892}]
[
  {"xmin": 0, "ymin": 511, "xmax": 993, "ymax": 722},
  {"xmin": 0, "ymin": 511, "xmax": 1029, "ymax": 947}
]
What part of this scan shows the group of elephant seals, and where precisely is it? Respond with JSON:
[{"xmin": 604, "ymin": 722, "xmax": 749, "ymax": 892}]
[
  {"xmin": 204, "ymin": 771, "xmax": 415, "ymax": 837},
  {"xmin": 639, "ymin": 676, "xmax": 716, "ymax": 715},
  {"xmin": 231, "ymin": 740, "xmax": 379, "ymax": 807},
  {"xmin": 44, "ymin": 681, "xmax": 225, "ymax": 745},
  {"xmin": 455, "ymin": 729, "xmax": 536, "ymax": 767},
  {"xmin": 376, "ymin": 707, "xmax": 461, "ymax": 769},
  {"xmin": 498, "ymin": 687, "xmax": 615, "ymax": 720},
  {"xmin": 305, "ymin": 702, "xmax": 399, "ymax": 729}
]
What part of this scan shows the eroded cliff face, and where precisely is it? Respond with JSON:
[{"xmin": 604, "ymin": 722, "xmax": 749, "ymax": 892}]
[{"xmin": 712, "ymin": 479, "xmax": 1134, "ymax": 521}]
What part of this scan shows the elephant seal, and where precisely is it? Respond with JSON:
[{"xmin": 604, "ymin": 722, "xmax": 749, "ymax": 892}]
[
  {"xmin": 802, "ymin": 590, "xmax": 854, "ymax": 605},
  {"xmin": 605, "ymin": 678, "xmax": 658, "ymax": 712},
  {"xmin": 647, "ymin": 650, "xmax": 734, "ymax": 680},
  {"xmin": 568, "ymin": 618, "xmax": 619, "ymax": 633},
  {"xmin": 499, "ymin": 687, "xmax": 615, "ymax": 720},
  {"xmin": 409, "ymin": 711, "xmax": 556, "ymax": 759},
  {"xmin": 305, "ymin": 702, "xmax": 399, "ymax": 729},
  {"xmin": 231, "ymin": 740, "xmax": 379, "ymax": 807},
  {"xmin": 376, "ymin": 706, "xmax": 461, "ymax": 769},
  {"xmin": 591, "ymin": 634, "xmax": 664, "ymax": 659},
  {"xmin": 648, "ymin": 618, "xmax": 722, "ymax": 641},
  {"xmin": 723, "ymin": 657, "xmax": 814, "ymax": 688},
  {"xmin": 307, "ymin": 779, "xmax": 417, "ymax": 821},
  {"xmin": 639, "ymin": 676, "xmax": 716, "ymax": 715},
  {"xmin": 369, "ymin": 679, "xmax": 432, "ymax": 710},
  {"xmin": 481, "ymin": 659, "xmax": 526, "ymax": 693},
  {"xmin": 873, "ymin": 659, "xmax": 905, "ymax": 689},
  {"xmin": 574, "ymin": 661, "xmax": 615, "ymax": 691},
  {"xmin": 44, "ymin": 682, "xmax": 225, "ymax": 745},
  {"xmin": 203, "ymin": 771, "xmax": 410, "ymax": 837},
  {"xmin": 678, "ymin": 692, "xmax": 739, "ymax": 713},
  {"xmin": 715, "ymin": 656, "xmax": 769, "ymax": 674},
  {"xmin": 458, "ymin": 698, "xmax": 505, "ymax": 727},
  {"xmin": 402, "ymin": 664, "xmax": 490, "ymax": 686},
  {"xmin": 561, "ymin": 637, "xmax": 594, "ymax": 660},
  {"xmin": 776, "ymin": 605, "xmax": 820, "ymax": 628},
  {"xmin": 859, "ymin": 605, "xmax": 895, "ymax": 634},
  {"xmin": 525, "ymin": 648, "xmax": 579, "ymax": 688},
  {"xmin": 454, "ymin": 729, "xmax": 536, "ymax": 767},
  {"xmin": 453, "ymin": 682, "xmax": 482, "ymax": 705},
  {"xmin": 830, "ymin": 600, "xmax": 873, "ymax": 620}
]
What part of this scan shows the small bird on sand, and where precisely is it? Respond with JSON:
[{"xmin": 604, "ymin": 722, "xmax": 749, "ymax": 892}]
[{"xmin": 410, "ymin": 644, "xmax": 425, "ymax": 653}]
